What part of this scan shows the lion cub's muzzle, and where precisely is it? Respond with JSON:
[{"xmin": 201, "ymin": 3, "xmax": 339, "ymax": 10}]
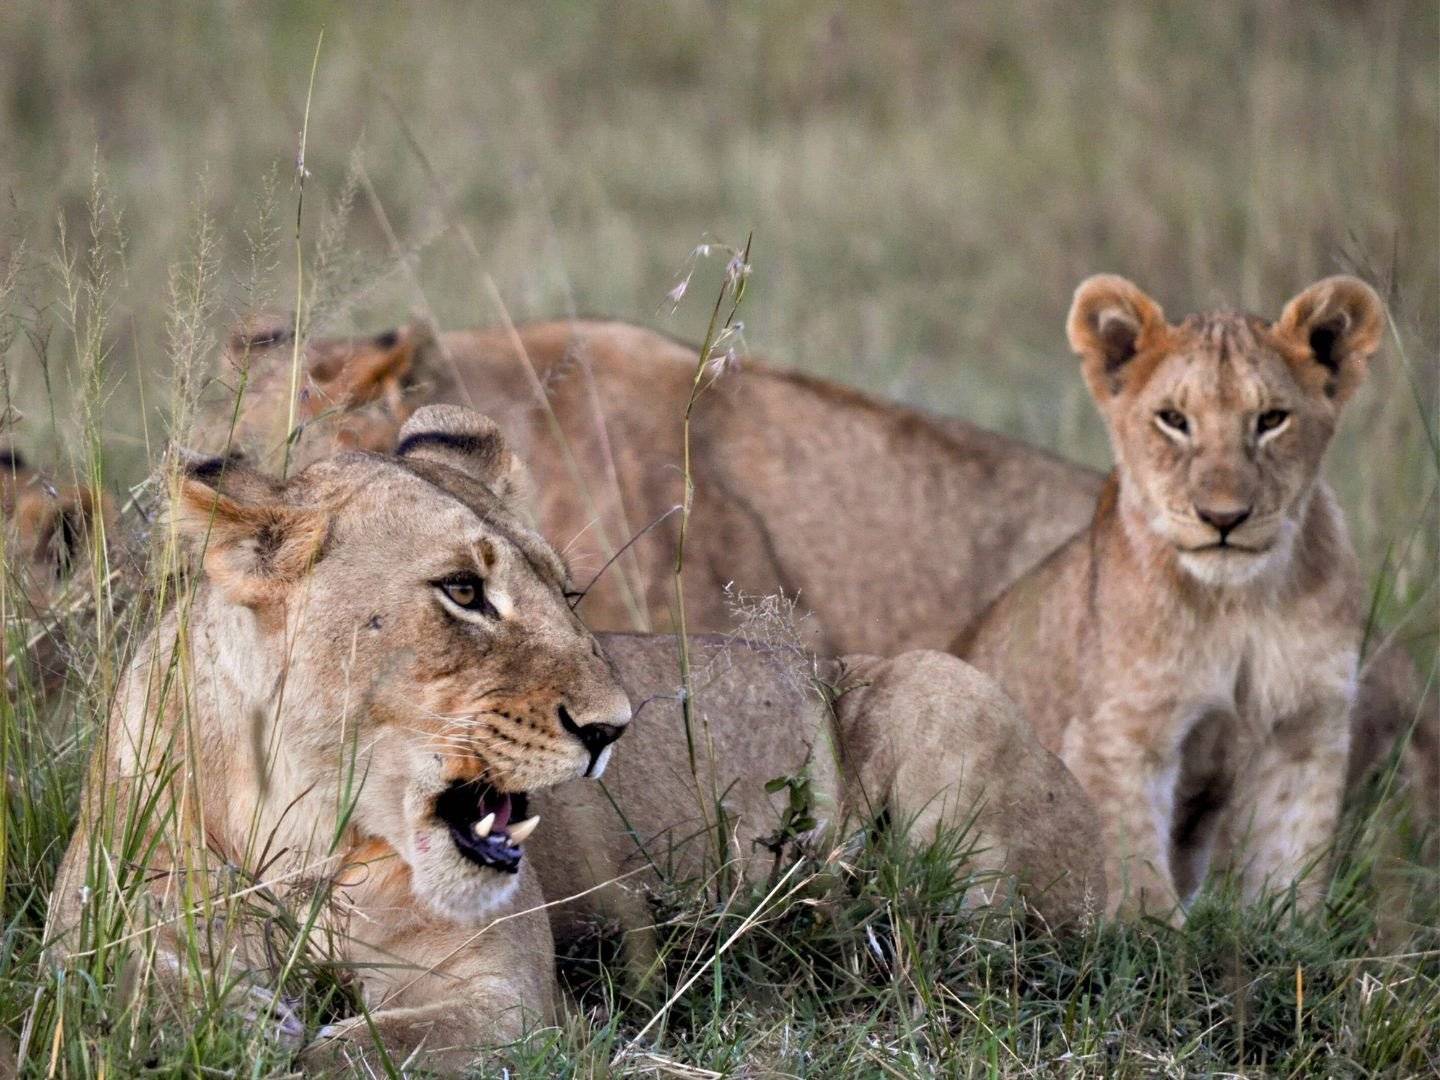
[{"xmin": 434, "ymin": 779, "xmax": 537, "ymax": 875}]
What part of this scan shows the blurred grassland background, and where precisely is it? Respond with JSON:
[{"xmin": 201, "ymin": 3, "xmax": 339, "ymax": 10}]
[
  {"xmin": 3, "ymin": 1, "xmax": 1438, "ymax": 633},
  {"xmin": 2, "ymin": 0, "xmax": 1436, "ymax": 510},
  {"xmin": 1, "ymin": 2, "xmax": 1438, "ymax": 1074}
]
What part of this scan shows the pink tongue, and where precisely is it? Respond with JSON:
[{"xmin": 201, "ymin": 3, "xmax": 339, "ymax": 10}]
[{"xmin": 486, "ymin": 794, "xmax": 513, "ymax": 833}]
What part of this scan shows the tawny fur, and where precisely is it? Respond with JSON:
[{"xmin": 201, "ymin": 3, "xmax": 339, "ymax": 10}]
[
  {"xmin": 1, "ymin": 447, "xmax": 117, "ymax": 695},
  {"xmin": 195, "ymin": 318, "xmax": 1432, "ymax": 815},
  {"xmin": 958, "ymin": 274, "xmax": 1389, "ymax": 921},
  {"xmin": 48, "ymin": 406, "xmax": 633, "ymax": 1073},
  {"xmin": 530, "ymin": 634, "xmax": 1106, "ymax": 985}
]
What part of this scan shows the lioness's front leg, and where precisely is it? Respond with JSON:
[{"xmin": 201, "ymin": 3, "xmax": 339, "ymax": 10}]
[
  {"xmin": 304, "ymin": 870, "xmax": 556, "ymax": 1074},
  {"xmin": 1221, "ymin": 699, "xmax": 1350, "ymax": 911},
  {"xmin": 1061, "ymin": 703, "xmax": 1183, "ymax": 922}
]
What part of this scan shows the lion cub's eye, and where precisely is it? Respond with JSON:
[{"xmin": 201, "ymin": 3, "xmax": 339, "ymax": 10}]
[
  {"xmin": 1156, "ymin": 409, "xmax": 1189, "ymax": 435},
  {"xmin": 1256, "ymin": 409, "xmax": 1290, "ymax": 436},
  {"xmin": 435, "ymin": 575, "xmax": 499, "ymax": 618}
]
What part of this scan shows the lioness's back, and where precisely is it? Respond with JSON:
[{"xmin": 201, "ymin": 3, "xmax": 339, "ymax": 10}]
[{"xmin": 420, "ymin": 320, "xmax": 1101, "ymax": 653}]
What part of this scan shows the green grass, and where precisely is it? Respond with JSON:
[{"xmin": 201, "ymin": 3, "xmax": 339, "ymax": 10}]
[{"xmin": 1, "ymin": 1, "xmax": 1437, "ymax": 1075}]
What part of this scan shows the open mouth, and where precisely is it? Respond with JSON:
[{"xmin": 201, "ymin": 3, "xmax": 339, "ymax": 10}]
[{"xmin": 433, "ymin": 779, "xmax": 539, "ymax": 875}]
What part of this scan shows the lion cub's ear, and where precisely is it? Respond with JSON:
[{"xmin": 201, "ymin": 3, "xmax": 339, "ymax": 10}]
[
  {"xmin": 1273, "ymin": 276, "xmax": 1384, "ymax": 405},
  {"xmin": 1067, "ymin": 275, "xmax": 1169, "ymax": 400},
  {"xmin": 304, "ymin": 324, "xmax": 428, "ymax": 409},
  {"xmin": 171, "ymin": 453, "xmax": 329, "ymax": 608},
  {"xmin": 394, "ymin": 405, "xmax": 535, "ymax": 524}
]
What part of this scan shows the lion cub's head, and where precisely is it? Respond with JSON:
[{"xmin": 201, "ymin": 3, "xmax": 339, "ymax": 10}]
[
  {"xmin": 1, "ymin": 446, "xmax": 112, "ymax": 609},
  {"xmin": 174, "ymin": 405, "xmax": 631, "ymax": 919},
  {"xmin": 205, "ymin": 317, "xmax": 425, "ymax": 472},
  {"xmin": 1066, "ymin": 274, "xmax": 1384, "ymax": 587}
]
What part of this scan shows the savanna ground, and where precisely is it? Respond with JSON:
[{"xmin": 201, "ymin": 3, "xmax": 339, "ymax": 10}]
[{"xmin": 1, "ymin": 1, "xmax": 1437, "ymax": 1075}]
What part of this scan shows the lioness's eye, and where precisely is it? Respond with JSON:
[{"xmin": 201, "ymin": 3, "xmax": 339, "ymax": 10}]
[
  {"xmin": 1256, "ymin": 409, "xmax": 1289, "ymax": 435},
  {"xmin": 435, "ymin": 575, "xmax": 497, "ymax": 617},
  {"xmin": 1156, "ymin": 409, "xmax": 1189, "ymax": 435}
]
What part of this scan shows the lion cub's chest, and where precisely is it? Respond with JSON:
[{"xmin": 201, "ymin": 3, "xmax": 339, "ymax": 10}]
[{"xmin": 1115, "ymin": 600, "xmax": 1357, "ymax": 759}]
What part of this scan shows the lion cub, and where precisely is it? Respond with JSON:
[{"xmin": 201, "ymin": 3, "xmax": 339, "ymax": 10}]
[{"xmin": 957, "ymin": 274, "xmax": 1385, "ymax": 920}]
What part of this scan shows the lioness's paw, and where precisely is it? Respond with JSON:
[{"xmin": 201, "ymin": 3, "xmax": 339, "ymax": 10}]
[
  {"xmin": 235, "ymin": 985, "xmax": 306, "ymax": 1051},
  {"xmin": 301, "ymin": 1019, "xmax": 386, "ymax": 1075}
]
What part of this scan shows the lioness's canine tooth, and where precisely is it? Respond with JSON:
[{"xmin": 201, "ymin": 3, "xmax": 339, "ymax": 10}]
[
  {"xmin": 508, "ymin": 815, "xmax": 540, "ymax": 844},
  {"xmin": 473, "ymin": 812, "xmax": 495, "ymax": 839}
]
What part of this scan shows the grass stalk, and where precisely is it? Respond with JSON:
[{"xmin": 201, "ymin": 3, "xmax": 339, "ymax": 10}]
[{"xmin": 281, "ymin": 28, "xmax": 324, "ymax": 479}]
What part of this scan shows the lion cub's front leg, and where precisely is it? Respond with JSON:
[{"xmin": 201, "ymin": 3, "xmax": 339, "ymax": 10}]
[
  {"xmin": 1220, "ymin": 698, "xmax": 1351, "ymax": 911},
  {"xmin": 1061, "ymin": 699, "xmax": 1187, "ymax": 922}
]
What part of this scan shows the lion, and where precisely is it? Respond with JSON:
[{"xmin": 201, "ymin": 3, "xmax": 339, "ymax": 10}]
[
  {"xmin": 46, "ymin": 404, "xmax": 1104, "ymax": 1072},
  {"xmin": 1, "ymin": 446, "xmax": 116, "ymax": 696},
  {"xmin": 198, "ymin": 315, "xmax": 1434, "ymax": 820},
  {"xmin": 955, "ymin": 274, "xmax": 1395, "ymax": 920}
]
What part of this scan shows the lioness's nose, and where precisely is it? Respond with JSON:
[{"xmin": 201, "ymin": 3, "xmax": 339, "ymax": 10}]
[
  {"xmin": 558, "ymin": 703, "xmax": 628, "ymax": 763},
  {"xmin": 1196, "ymin": 504, "xmax": 1251, "ymax": 538}
]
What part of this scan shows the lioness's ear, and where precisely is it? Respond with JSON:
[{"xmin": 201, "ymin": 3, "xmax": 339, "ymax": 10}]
[
  {"xmin": 172, "ymin": 453, "xmax": 329, "ymax": 607},
  {"xmin": 1067, "ymin": 275, "xmax": 1169, "ymax": 400},
  {"xmin": 1273, "ymin": 276, "xmax": 1384, "ymax": 404},
  {"xmin": 395, "ymin": 405, "xmax": 534, "ymax": 523}
]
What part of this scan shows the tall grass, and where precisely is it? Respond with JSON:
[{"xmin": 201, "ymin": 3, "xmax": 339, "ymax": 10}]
[{"xmin": 0, "ymin": 1, "xmax": 1436, "ymax": 1075}]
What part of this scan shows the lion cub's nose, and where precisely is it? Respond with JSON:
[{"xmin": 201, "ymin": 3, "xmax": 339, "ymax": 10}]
[
  {"xmin": 558, "ymin": 703, "xmax": 629, "ymax": 775},
  {"xmin": 1195, "ymin": 504, "xmax": 1251, "ymax": 538}
]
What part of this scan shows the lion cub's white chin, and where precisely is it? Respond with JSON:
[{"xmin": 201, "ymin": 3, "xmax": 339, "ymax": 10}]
[
  {"xmin": 1177, "ymin": 547, "xmax": 1275, "ymax": 588},
  {"xmin": 1175, "ymin": 523, "xmax": 1296, "ymax": 589}
]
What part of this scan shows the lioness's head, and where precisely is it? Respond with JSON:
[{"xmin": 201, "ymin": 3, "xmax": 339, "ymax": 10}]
[
  {"xmin": 174, "ymin": 405, "xmax": 630, "ymax": 919},
  {"xmin": 1067, "ymin": 274, "xmax": 1384, "ymax": 586}
]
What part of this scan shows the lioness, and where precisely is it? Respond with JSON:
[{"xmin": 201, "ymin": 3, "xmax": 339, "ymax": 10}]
[
  {"xmin": 48, "ymin": 405, "xmax": 1103, "ymax": 1072},
  {"xmin": 957, "ymin": 275, "xmax": 1388, "ymax": 919},
  {"xmin": 201, "ymin": 316, "xmax": 1433, "ymax": 812}
]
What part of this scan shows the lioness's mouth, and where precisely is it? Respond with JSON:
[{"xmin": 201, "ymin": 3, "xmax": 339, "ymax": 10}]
[{"xmin": 433, "ymin": 779, "xmax": 539, "ymax": 874}]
